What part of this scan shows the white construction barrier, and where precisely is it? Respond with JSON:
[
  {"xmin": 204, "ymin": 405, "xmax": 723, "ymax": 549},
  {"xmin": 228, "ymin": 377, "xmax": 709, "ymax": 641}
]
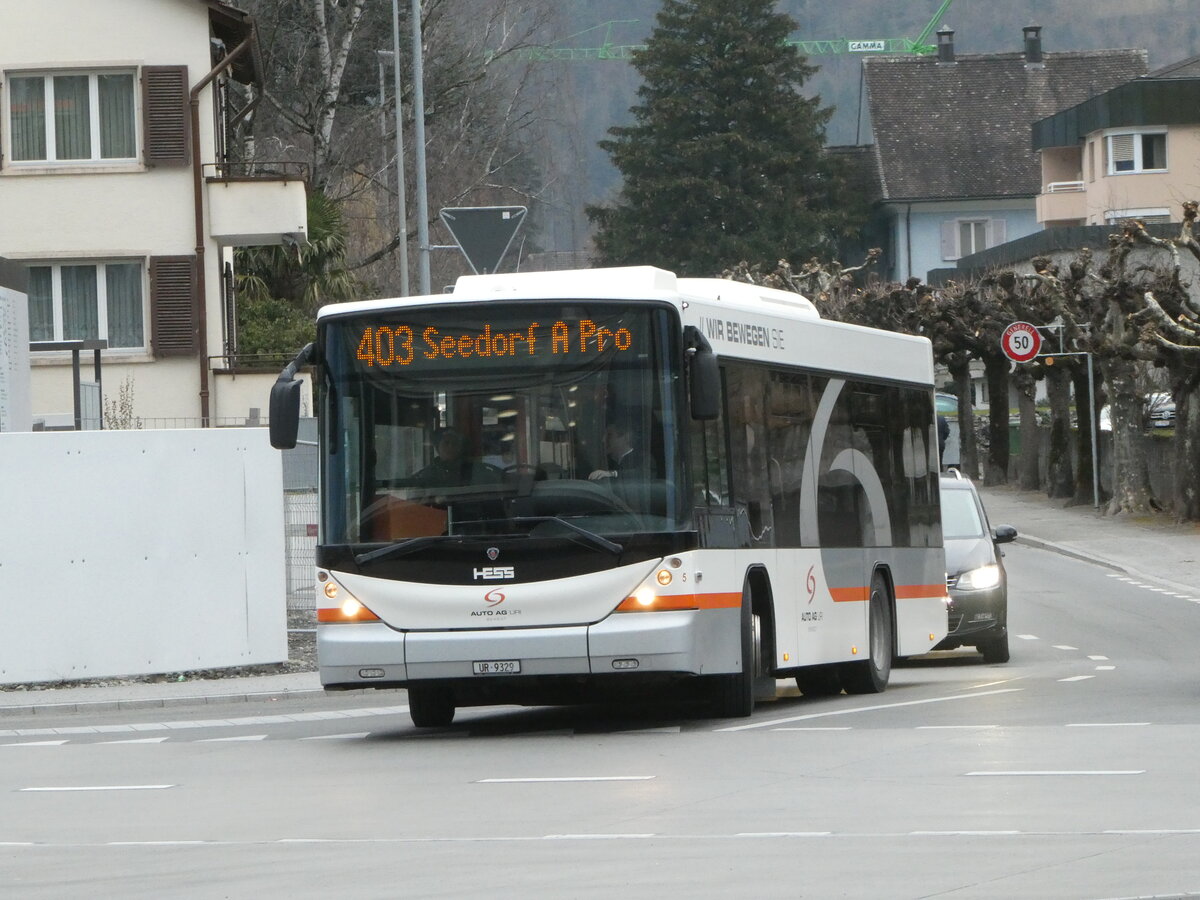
[{"xmin": 0, "ymin": 428, "xmax": 286, "ymax": 684}]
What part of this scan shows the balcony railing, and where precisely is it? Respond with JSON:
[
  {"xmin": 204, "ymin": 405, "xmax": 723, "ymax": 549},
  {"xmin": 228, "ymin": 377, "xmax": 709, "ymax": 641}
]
[{"xmin": 1045, "ymin": 180, "xmax": 1085, "ymax": 193}]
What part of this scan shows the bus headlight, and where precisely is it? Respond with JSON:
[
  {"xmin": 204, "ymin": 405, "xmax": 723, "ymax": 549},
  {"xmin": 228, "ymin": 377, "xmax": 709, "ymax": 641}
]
[{"xmin": 317, "ymin": 578, "xmax": 380, "ymax": 623}]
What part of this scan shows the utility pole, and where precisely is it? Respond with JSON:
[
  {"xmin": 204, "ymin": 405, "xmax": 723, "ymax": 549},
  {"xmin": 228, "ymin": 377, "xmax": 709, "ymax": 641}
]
[{"xmin": 411, "ymin": 0, "xmax": 431, "ymax": 295}]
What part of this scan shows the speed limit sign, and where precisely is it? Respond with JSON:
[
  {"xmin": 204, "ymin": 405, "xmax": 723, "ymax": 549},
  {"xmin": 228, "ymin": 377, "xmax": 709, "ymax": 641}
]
[{"xmin": 1001, "ymin": 321, "xmax": 1042, "ymax": 362}]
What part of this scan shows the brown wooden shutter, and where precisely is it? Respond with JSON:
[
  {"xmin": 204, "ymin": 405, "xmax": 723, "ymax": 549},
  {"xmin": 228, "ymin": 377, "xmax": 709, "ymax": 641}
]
[
  {"xmin": 150, "ymin": 255, "xmax": 198, "ymax": 356},
  {"xmin": 142, "ymin": 66, "xmax": 190, "ymax": 167}
]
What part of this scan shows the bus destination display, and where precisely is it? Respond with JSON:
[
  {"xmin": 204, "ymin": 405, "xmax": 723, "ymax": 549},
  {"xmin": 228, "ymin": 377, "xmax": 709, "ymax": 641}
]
[{"xmin": 354, "ymin": 318, "xmax": 635, "ymax": 369}]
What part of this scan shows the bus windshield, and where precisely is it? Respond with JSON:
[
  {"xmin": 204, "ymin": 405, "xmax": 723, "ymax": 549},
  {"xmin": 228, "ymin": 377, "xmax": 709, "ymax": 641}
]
[{"xmin": 319, "ymin": 301, "xmax": 686, "ymax": 545}]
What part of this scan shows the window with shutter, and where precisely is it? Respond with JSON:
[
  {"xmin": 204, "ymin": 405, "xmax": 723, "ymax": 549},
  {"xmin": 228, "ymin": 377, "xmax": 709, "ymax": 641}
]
[
  {"xmin": 150, "ymin": 255, "xmax": 198, "ymax": 356},
  {"xmin": 1109, "ymin": 134, "xmax": 1135, "ymax": 172},
  {"xmin": 1106, "ymin": 131, "xmax": 1166, "ymax": 175},
  {"xmin": 142, "ymin": 66, "xmax": 189, "ymax": 167}
]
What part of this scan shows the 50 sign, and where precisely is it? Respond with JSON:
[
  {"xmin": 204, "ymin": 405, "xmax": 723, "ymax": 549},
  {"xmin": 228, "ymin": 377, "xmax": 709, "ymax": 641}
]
[{"xmin": 1001, "ymin": 321, "xmax": 1042, "ymax": 363}]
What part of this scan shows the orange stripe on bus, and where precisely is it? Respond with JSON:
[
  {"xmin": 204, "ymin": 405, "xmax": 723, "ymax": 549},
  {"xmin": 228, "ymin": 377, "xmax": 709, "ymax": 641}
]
[
  {"xmin": 829, "ymin": 586, "xmax": 868, "ymax": 603},
  {"xmin": 894, "ymin": 583, "xmax": 949, "ymax": 600}
]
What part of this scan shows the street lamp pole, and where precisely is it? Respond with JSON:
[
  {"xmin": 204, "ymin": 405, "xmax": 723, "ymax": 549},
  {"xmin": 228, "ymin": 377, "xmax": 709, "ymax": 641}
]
[
  {"xmin": 410, "ymin": 0, "xmax": 432, "ymax": 295},
  {"xmin": 388, "ymin": 1, "xmax": 410, "ymax": 297}
]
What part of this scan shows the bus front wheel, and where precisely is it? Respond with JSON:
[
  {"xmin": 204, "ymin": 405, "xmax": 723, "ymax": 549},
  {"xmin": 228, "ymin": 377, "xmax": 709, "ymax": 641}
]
[
  {"xmin": 711, "ymin": 590, "xmax": 760, "ymax": 718},
  {"xmin": 408, "ymin": 685, "xmax": 456, "ymax": 727},
  {"xmin": 840, "ymin": 571, "xmax": 893, "ymax": 695}
]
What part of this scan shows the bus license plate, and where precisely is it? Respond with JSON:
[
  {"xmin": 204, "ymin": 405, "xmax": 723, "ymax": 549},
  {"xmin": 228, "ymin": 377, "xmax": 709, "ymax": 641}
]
[{"xmin": 473, "ymin": 660, "xmax": 520, "ymax": 675}]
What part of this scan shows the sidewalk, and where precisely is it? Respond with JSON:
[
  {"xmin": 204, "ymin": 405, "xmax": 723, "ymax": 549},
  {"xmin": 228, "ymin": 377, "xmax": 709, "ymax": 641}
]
[
  {"xmin": 976, "ymin": 483, "xmax": 1200, "ymax": 596},
  {"xmin": 2, "ymin": 486, "xmax": 1196, "ymax": 717}
]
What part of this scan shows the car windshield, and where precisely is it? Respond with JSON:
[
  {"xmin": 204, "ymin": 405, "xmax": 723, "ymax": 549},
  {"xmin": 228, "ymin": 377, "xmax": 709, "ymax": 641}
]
[
  {"xmin": 941, "ymin": 488, "xmax": 986, "ymax": 539},
  {"xmin": 318, "ymin": 301, "xmax": 686, "ymax": 544}
]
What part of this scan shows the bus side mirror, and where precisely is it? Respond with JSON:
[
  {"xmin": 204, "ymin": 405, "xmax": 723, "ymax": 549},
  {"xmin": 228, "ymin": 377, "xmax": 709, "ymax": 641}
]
[
  {"xmin": 685, "ymin": 326, "xmax": 720, "ymax": 421},
  {"xmin": 269, "ymin": 342, "xmax": 314, "ymax": 450}
]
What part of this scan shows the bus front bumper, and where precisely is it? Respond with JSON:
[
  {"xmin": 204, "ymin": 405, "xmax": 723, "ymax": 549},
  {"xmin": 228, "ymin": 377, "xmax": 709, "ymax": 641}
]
[{"xmin": 317, "ymin": 607, "xmax": 738, "ymax": 689}]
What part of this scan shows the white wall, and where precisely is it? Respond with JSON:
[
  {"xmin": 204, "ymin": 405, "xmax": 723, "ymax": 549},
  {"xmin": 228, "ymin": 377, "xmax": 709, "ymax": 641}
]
[
  {"xmin": 0, "ymin": 282, "xmax": 31, "ymax": 431},
  {"xmin": 0, "ymin": 427, "xmax": 286, "ymax": 684}
]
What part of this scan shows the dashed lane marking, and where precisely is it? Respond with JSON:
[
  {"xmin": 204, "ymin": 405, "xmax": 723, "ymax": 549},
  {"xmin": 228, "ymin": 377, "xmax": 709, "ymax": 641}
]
[
  {"xmin": 715, "ymin": 688, "xmax": 1023, "ymax": 732},
  {"xmin": 1059, "ymin": 675, "xmax": 1095, "ymax": 682}
]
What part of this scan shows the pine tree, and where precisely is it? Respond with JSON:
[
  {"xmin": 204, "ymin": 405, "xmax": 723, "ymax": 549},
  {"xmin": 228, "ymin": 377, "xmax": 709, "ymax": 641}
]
[{"xmin": 587, "ymin": 0, "xmax": 862, "ymax": 276}]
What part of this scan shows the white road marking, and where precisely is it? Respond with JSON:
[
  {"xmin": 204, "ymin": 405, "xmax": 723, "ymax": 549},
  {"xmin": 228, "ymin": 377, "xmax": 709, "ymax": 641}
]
[
  {"xmin": 965, "ymin": 770, "xmax": 1144, "ymax": 777},
  {"xmin": 102, "ymin": 737, "xmax": 170, "ymax": 744},
  {"xmin": 14, "ymin": 829, "xmax": 1200, "ymax": 847},
  {"xmin": 1096, "ymin": 665, "xmax": 1116, "ymax": 671},
  {"xmin": 1088, "ymin": 655, "xmax": 1109, "ymax": 661},
  {"xmin": 1016, "ymin": 634, "xmax": 1039, "ymax": 640},
  {"xmin": 772, "ymin": 726, "xmax": 852, "ymax": 731},
  {"xmin": 910, "ymin": 830, "xmax": 1021, "ymax": 836},
  {"xmin": 736, "ymin": 831, "xmax": 831, "ymax": 837},
  {"xmin": 20, "ymin": 784, "xmax": 175, "ymax": 792},
  {"xmin": 916, "ymin": 725, "xmax": 996, "ymax": 730},
  {"xmin": 478, "ymin": 776, "xmax": 655, "ymax": 783},
  {"xmin": 716, "ymin": 688, "xmax": 1022, "ymax": 732},
  {"xmin": 198, "ymin": 734, "xmax": 267, "ymax": 742},
  {"xmin": 1059, "ymin": 675, "xmax": 1095, "ymax": 682},
  {"xmin": 1053, "ymin": 645, "xmax": 1078, "ymax": 651},
  {"xmin": 2, "ymin": 740, "xmax": 69, "ymax": 747},
  {"xmin": 544, "ymin": 833, "xmax": 654, "ymax": 839}
]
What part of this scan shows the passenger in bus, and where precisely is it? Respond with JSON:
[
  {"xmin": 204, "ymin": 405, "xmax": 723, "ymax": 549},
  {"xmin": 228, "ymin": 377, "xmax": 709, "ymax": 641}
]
[
  {"xmin": 413, "ymin": 429, "xmax": 499, "ymax": 487},
  {"xmin": 588, "ymin": 421, "xmax": 655, "ymax": 481}
]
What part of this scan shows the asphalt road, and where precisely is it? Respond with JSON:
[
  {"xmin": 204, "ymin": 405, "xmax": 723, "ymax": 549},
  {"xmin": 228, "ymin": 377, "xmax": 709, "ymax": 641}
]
[{"xmin": 3, "ymin": 542, "xmax": 1200, "ymax": 899}]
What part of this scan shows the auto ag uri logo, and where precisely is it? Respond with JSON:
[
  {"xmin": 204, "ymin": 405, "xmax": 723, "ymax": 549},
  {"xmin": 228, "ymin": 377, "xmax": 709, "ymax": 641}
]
[{"xmin": 484, "ymin": 588, "xmax": 506, "ymax": 606}]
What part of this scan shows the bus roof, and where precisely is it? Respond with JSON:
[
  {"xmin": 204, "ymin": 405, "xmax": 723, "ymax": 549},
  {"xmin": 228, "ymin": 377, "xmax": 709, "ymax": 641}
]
[{"xmin": 318, "ymin": 266, "xmax": 819, "ymax": 319}]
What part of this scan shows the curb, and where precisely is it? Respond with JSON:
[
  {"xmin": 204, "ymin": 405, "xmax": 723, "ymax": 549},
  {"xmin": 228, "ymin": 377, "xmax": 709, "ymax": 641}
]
[{"xmin": 0, "ymin": 687, "xmax": 328, "ymax": 718}]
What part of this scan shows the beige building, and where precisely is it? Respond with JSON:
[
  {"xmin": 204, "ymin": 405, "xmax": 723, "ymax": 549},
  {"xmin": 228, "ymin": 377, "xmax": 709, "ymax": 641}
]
[
  {"xmin": 1035, "ymin": 55, "xmax": 1200, "ymax": 228},
  {"xmin": 0, "ymin": 0, "xmax": 307, "ymax": 428}
]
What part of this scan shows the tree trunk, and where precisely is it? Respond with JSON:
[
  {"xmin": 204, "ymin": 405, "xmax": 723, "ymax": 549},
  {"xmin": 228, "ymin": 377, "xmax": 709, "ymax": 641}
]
[
  {"xmin": 983, "ymin": 355, "xmax": 1010, "ymax": 485},
  {"xmin": 1045, "ymin": 366, "xmax": 1074, "ymax": 499},
  {"xmin": 1171, "ymin": 376, "xmax": 1200, "ymax": 521},
  {"xmin": 1104, "ymin": 360, "xmax": 1158, "ymax": 516},
  {"xmin": 952, "ymin": 365, "xmax": 978, "ymax": 480},
  {"xmin": 1015, "ymin": 368, "xmax": 1040, "ymax": 489}
]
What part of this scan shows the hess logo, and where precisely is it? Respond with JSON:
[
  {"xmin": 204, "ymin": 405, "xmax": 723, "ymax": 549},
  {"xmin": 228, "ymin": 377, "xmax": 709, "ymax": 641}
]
[{"xmin": 474, "ymin": 566, "xmax": 515, "ymax": 581}]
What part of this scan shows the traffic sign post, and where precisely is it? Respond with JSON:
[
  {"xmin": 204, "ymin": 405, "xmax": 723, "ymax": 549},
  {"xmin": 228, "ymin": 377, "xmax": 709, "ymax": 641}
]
[
  {"xmin": 439, "ymin": 206, "xmax": 528, "ymax": 275},
  {"xmin": 1001, "ymin": 321, "xmax": 1042, "ymax": 363},
  {"xmin": 1000, "ymin": 319, "xmax": 1100, "ymax": 509}
]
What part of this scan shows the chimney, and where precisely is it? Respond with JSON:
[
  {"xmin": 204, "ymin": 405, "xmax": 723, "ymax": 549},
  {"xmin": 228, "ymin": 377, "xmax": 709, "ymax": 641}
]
[
  {"xmin": 1024, "ymin": 25, "xmax": 1044, "ymax": 65},
  {"xmin": 936, "ymin": 26, "xmax": 955, "ymax": 64}
]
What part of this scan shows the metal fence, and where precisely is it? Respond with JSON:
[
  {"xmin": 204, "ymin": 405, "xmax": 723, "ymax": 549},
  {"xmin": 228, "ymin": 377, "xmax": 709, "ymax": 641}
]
[{"xmin": 282, "ymin": 421, "xmax": 319, "ymax": 611}]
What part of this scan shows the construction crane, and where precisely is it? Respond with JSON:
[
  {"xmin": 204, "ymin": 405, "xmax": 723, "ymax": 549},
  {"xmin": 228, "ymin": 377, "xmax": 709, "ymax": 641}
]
[
  {"xmin": 508, "ymin": 2, "xmax": 954, "ymax": 63},
  {"xmin": 790, "ymin": 0, "xmax": 954, "ymax": 55}
]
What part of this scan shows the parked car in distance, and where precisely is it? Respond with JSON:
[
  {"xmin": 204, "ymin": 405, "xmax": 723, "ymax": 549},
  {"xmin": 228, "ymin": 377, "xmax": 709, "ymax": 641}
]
[
  {"xmin": 935, "ymin": 472, "xmax": 1017, "ymax": 663},
  {"xmin": 1098, "ymin": 391, "xmax": 1175, "ymax": 431}
]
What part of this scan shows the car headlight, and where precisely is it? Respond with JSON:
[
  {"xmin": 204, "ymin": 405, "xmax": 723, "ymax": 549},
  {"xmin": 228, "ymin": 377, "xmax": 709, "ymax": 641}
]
[{"xmin": 956, "ymin": 564, "xmax": 1001, "ymax": 591}]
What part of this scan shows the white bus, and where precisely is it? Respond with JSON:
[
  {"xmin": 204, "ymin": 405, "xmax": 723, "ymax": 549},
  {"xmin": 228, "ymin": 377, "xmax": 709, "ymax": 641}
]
[{"xmin": 270, "ymin": 266, "xmax": 948, "ymax": 726}]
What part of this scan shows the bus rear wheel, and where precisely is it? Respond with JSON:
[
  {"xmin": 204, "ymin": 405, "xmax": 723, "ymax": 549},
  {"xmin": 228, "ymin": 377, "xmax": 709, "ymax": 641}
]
[
  {"xmin": 408, "ymin": 685, "xmax": 455, "ymax": 727},
  {"xmin": 840, "ymin": 572, "xmax": 893, "ymax": 695}
]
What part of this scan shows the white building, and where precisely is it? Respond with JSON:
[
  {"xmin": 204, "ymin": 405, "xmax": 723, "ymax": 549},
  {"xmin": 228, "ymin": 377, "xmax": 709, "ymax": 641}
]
[{"xmin": 0, "ymin": 0, "xmax": 307, "ymax": 427}]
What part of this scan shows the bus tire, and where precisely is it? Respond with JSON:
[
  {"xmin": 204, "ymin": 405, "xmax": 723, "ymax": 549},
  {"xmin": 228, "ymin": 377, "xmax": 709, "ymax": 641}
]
[
  {"xmin": 408, "ymin": 685, "xmax": 455, "ymax": 727},
  {"xmin": 841, "ymin": 571, "xmax": 893, "ymax": 695},
  {"xmin": 795, "ymin": 664, "xmax": 842, "ymax": 697},
  {"xmin": 712, "ymin": 589, "xmax": 758, "ymax": 718}
]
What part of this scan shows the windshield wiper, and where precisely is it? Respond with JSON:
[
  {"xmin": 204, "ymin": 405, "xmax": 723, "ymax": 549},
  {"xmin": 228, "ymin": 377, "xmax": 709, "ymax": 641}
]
[
  {"xmin": 355, "ymin": 535, "xmax": 447, "ymax": 566},
  {"xmin": 511, "ymin": 517, "xmax": 623, "ymax": 555}
]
